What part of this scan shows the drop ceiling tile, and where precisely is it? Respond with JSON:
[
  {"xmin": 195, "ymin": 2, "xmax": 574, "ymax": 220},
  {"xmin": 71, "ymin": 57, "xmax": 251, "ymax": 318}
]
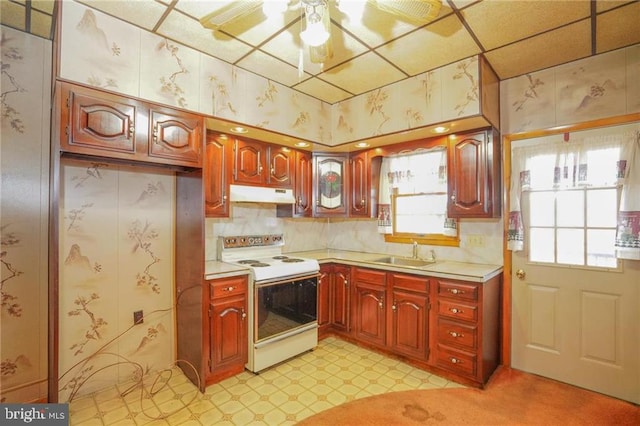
[
  {"xmin": 331, "ymin": 1, "xmax": 451, "ymax": 49},
  {"xmin": 377, "ymin": 13, "xmax": 481, "ymax": 76},
  {"xmin": 31, "ymin": 10, "xmax": 53, "ymax": 39},
  {"xmin": 33, "ymin": 0, "xmax": 55, "ymax": 14},
  {"xmin": 596, "ymin": 2, "xmax": 640, "ymax": 54},
  {"xmin": 318, "ymin": 51, "xmax": 407, "ymax": 95},
  {"xmin": 158, "ymin": 10, "xmax": 253, "ymax": 64},
  {"xmin": 294, "ymin": 77, "xmax": 353, "ymax": 104},
  {"xmin": 236, "ymin": 50, "xmax": 310, "ymax": 88},
  {"xmin": 1, "ymin": 1, "xmax": 26, "ymax": 31},
  {"xmin": 75, "ymin": 0, "xmax": 168, "ymax": 31},
  {"xmin": 596, "ymin": 0, "xmax": 635, "ymax": 13},
  {"xmin": 485, "ymin": 19, "xmax": 591, "ymax": 80},
  {"xmin": 462, "ymin": 0, "xmax": 591, "ymax": 50},
  {"xmin": 261, "ymin": 21, "xmax": 369, "ymax": 77}
]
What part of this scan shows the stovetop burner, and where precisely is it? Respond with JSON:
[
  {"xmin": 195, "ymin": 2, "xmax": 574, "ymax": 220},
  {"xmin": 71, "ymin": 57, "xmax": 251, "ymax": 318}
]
[{"xmin": 218, "ymin": 234, "xmax": 319, "ymax": 282}]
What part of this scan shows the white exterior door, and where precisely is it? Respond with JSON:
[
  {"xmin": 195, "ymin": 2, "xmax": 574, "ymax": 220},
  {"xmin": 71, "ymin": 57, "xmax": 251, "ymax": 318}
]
[{"xmin": 511, "ymin": 138, "xmax": 640, "ymax": 404}]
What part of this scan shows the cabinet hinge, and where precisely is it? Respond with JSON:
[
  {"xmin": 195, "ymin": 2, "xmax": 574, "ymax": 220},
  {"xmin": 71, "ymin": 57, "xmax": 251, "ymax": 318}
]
[
  {"xmin": 65, "ymin": 125, "xmax": 69, "ymax": 136},
  {"xmin": 66, "ymin": 97, "xmax": 70, "ymax": 108}
]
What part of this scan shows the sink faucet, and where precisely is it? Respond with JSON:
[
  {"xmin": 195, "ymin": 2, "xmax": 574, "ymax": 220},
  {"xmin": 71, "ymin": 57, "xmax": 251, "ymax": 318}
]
[
  {"xmin": 412, "ymin": 240, "xmax": 419, "ymax": 259},
  {"xmin": 429, "ymin": 249, "xmax": 436, "ymax": 261}
]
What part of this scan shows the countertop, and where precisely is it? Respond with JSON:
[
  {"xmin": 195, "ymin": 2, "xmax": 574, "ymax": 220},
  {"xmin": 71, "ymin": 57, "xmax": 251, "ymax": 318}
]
[{"xmin": 206, "ymin": 249, "xmax": 502, "ymax": 283}]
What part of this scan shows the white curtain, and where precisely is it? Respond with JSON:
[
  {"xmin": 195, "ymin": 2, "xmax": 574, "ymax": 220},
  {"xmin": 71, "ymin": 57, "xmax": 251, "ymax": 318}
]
[
  {"xmin": 377, "ymin": 147, "xmax": 448, "ymax": 234},
  {"xmin": 508, "ymin": 129, "xmax": 640, "ymax": 260}
]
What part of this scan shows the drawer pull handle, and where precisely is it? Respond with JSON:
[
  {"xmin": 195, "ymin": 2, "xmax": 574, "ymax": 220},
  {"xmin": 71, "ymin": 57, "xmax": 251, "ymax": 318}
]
[
  {"xmin": 223, "ymin": 286, "xmax": 236, "ymax": 292},
  {"xmin": 449, "ymin": 288, "xmax": 464, "ymax": 295},
  {"xmin": 450, "ymin": 308, "xmax": 463, "ymax": 314},
  {"xmin": 449, "ymin": 331, "xmax": 463, "ymax": 338},
  {"xmin": 450, "ymin": 357, "xmax": 462, "ymax": 364}
]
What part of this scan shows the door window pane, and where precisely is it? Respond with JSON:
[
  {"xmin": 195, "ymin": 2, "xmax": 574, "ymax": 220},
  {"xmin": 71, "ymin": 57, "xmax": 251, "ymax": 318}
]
[
  {"xmin": 587, "ymin": 189, "xmax": 617, "ymax": 227},
  {"xmin": 557, "ymin": 191, "xmax": 584, "ymax": 227},
  {"xmin": 529, "ymin": 192, "xmax": 555, "ymax": 226},
  {"xmin": 529, "ymin": 228, "xmax": 555, "ymax": 263},
  {"xmin": 557, "ymin": 229, "xmax": 584, "ymax": 265},
  {"xmin": 587, "ymin": 229, "xmax": 617, "ymax": 267}
]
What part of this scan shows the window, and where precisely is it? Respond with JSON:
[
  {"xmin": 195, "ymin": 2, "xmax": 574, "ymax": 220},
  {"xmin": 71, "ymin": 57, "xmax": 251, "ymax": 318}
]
[
  {"xmin": 378, "ymin": 147, "xmax": 459, "ymax": 246},
  {"xmin": 525, "ymin": 187, "xmax": 619, "ymax": 268}
]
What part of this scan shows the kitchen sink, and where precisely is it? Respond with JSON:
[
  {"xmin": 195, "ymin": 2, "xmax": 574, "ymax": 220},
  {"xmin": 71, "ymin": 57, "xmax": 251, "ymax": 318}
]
[{"xmin": 372, "ymin": 256, "xmax": 435, "ymax": 267}]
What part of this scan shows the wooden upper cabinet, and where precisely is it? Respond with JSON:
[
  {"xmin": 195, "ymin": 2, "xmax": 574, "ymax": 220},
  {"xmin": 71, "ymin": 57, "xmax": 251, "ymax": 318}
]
[
  {"xmin": 349, "ymin": 151, "xmax": 370, "ymax": 217},
  {"xmin": 313, "ymin": 154, "xmax": 348, "ymax": 217},
  {"xmin": 268, "ymin": 146, "xmax": 293, "ymax": 187},
  {"xmin": 233, "ymin": 138, "xmax": 264, "ymax": 185},
  {"xmin": 447, "ymin": 129, "xmax": 501, "ymax": 218},
  {"xmin": 204, "ymin": 133, "xmax": 230, "ymax": 217},
  {"xmin": 61, "ymin": 83, "xmax": 140, "ymax": 158},
  {"xmin": 58, "ymin": 82, "xmax": 204, "ymax": 168},
  {"xmin": 232, "ymin": 138, "xmax": 293, "ymax": 188},
  {"xmin": 293, "ymin": 150, "xmax": 313, "ymax": 217},
  {"xmin": 148, "ymin": 108, "xmax": 203, "ymax": 167}
]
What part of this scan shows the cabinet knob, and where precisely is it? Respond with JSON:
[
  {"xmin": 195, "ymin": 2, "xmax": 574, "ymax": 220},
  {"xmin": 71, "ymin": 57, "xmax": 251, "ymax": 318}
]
[
  {"xmin": 449, "ymin": 288, "xmax": 464, "ymax": 295},
  {"xmin": 378, "ymin": 300, "xmax": 384, "ymax": 309},
  {"xmin": 129, "ymin": 124, "xmax": 135, "ymax": 138},
  {"xmin": 450, "ymin": 307, "xmax": 463, "ymax": 314},
  {"xmin": 449, "ymin": 331, "xmax": 463, "ymax": 338},
  {"xmin": 241, "ymin": 309, "xmax": 247, "ymax": 320},
  {"xmin": 450, "ymin": 193, "xmax": 456, "ymax": 201},
  {"xmin": 343, "ymin": 279, "xmax": 348, "ymax": 286},
  {"xmin": 450, "ymin": 357, "xmax": 462, "ymax": 364},
  {"xmin": 153, "ymin": 128, "xmax": 158, "ymax": 143},
  {"xmin": 391, "ymin": 304, "xmax": 397, "ymax": 311},
  {"xmin": 223, "ymin": 286, "xmax": 236, "ymax": 292}
]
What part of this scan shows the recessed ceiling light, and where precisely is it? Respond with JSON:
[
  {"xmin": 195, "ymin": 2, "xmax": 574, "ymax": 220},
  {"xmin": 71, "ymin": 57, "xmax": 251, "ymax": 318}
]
[
  {"xmin": 433, "ymin": 126, "xmax": 449, "ymax": 133},
  {"xmin": 230, "ymin": 126, "xmax": 248, "ymax": 134},
  {"xmin": 355, "ymin": 142, "xmax": 369, "ymax": 148},
  {"xmin": 295, "ymin": 142, "xmax": 310, "ymax": 147}
]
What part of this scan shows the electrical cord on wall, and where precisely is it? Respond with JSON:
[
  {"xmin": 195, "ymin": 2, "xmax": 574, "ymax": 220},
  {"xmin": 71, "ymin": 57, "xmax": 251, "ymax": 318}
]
[{"xmin": 59, "ymin": 283, "xmax": 202, "ymax": 420}]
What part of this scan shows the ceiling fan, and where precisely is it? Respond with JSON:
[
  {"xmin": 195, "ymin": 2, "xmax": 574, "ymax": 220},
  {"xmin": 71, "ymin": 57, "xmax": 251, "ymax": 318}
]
[{"xmin": 199, "ymin": 0, "xmax": 442, "ymax": 65}]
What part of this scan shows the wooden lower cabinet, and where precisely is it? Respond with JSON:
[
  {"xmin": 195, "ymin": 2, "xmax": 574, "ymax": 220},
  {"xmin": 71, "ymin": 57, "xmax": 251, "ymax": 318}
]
[
  {"xmin": 206, "ymin": 275, "xmax": 248, "ymax": 384},
  {"xmin": 323, "ymin": 264, "xmax": 500, "ymax": 387},
  {"xmin": 432, "ymin": 275, "xmax": 500, "ymax": 385},
  {"xmin": 318, "ymin": 263, "xmax": 351, "ymax": 336}
]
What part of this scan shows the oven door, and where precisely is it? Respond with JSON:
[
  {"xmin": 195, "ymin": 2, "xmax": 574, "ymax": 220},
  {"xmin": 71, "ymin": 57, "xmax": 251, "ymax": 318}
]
[{"xmin": 254, "ymin": 274, "xmax": 318, "ymax": 343}]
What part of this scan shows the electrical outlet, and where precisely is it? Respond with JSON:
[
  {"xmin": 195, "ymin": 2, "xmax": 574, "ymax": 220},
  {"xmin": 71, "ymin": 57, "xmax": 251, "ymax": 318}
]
[
  {"xmin": 467, "ymin": 234, "xmax": 486, "ymax": 248},
  {"xmin": 133, "ymin": 310, "xmax": 143, "ymax": 325}
]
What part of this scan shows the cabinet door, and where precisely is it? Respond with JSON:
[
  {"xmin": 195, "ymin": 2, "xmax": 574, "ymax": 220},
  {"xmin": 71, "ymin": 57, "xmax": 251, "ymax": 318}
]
[
  {"xmin": 390, "ymin": 289, "xmax": 429, "ymax": 359},
  {"xmin": 314, "ymin": 154, "xmax": 348, "ymax": 216},
  {"xmin": 354, "ymin": 281, "xmax": 386, "ymax": 347},
  {"xmin": 317, "ymin": 266, "xmax": 331, "ymax": 330},
  {"xmin": 294, "ymin": 150, "xmax": 313, "ymax": 217},
  {"xmin": 349, "ymin": 151, "xmax": 370, "ymax": 217},
  {"xmin": 149, "ymin": 108, "xmax": 203, "ymax": 167},
  {"xmin": 62, "ymin": 83, "xmax": 140, "ymax": 159},
  {"xmin": 234, "ymin": 139, "xmax": 265, "ymax": 185},
  {"xmin": 204, "ymin": 134, "xmax": 229, "ymax": 217},
  {"xmin": 332, "ymin": 265, "xmax": 351, "ymax": 332},
  {"xmin": 209, "ymin": 295, "xmax": 247, "ymax": 374},
  {"xmin": 268, "ymin": 146, "xmax": 293, "ymax": 187},
  {"xmin": 448, "ymin": 129, "xmax": 500, "ymax": 218}
]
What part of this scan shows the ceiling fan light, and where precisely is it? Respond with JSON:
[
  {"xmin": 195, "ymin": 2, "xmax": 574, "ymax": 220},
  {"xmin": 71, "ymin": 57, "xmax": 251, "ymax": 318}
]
[{"xmin": 301, "ymin": 21, "xmax": 330, "ymax": 46}]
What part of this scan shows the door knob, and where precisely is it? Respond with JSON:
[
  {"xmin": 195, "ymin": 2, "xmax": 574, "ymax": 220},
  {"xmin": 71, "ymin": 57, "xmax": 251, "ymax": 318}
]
[{"xmin": 516, "ymin": 269, "xmax": 526, "ymax": 280}]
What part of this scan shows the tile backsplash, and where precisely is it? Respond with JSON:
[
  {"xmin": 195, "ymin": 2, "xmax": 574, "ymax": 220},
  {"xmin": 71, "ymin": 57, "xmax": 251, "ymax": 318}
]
[{"xmin": 206, "ymin": 204, "xmax": 503, "ymax": 266}]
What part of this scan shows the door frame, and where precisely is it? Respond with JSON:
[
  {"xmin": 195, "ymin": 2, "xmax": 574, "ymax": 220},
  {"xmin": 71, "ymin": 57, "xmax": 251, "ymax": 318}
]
[{"xmin": 500, "ymin": 112, "xmax": 640, "ymax": 367}]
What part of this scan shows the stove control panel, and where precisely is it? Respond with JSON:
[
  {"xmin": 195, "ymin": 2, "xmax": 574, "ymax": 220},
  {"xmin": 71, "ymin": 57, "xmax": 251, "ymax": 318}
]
[{"xmin": 221, "ymin": 234, "xmax": 284, "ymax": 249}]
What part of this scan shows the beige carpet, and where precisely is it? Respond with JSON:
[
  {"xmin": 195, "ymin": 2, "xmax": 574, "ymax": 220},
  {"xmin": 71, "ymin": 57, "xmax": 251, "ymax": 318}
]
[{"xmin": 298, "ymin": 366, "xmax": 640, "ymax": 425}]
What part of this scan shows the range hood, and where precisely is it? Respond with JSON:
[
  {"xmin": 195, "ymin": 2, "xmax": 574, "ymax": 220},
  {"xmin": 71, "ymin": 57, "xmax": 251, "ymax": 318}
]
[{"xmin": 229, "ymin": 184, "xmax": 295, "ymax": 204}]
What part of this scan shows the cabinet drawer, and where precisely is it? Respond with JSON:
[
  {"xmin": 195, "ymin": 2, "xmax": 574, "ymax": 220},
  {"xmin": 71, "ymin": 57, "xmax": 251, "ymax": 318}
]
[
  {"xmin": 436, "ymin": 344, "xmax": 476, "ymax": 377},
  {"xmin": 391, "ymin": 273, "xmax": 429, "ymax": 294},
  {"xmin": 438, "ymin": 280, "xmax": 478, "ymax": 302},
  {"xmin": 438, "ymin": 300, "xmax": 477, "ymax": 322},
  {"xmin": 438, "ymin": 319, "xmax": 477, "ymax": 351},
  {"xmin": 353, "ymin": 268, "xmax": 386, "ymax": 285},
  {"xmin": 210, "ymin": 277, "xmax": 247, "ymax": 299}
]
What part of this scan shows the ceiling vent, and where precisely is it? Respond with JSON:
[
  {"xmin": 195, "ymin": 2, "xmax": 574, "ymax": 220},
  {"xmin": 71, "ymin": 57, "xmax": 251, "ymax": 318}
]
[
  {"xmin": 373, "ymin": 0, "xmax": 442, "ymax": 24},
  {"xmin": 200, "ymin": 0, "xmax": 263, "ymax": 31}
]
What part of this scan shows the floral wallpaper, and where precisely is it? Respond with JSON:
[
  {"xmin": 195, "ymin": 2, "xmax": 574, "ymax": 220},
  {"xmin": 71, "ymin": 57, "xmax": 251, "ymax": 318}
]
[
  {"xmin": 501, "ymin": 45, "xmax": 640, "ymax": 134},
  {"xmin": 58, "ymin": 160, "xmax": 175, "ymax": 401},
  {"xmin": 1, "ymin": 26, "xmax": 51, "ymax": 403}
]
